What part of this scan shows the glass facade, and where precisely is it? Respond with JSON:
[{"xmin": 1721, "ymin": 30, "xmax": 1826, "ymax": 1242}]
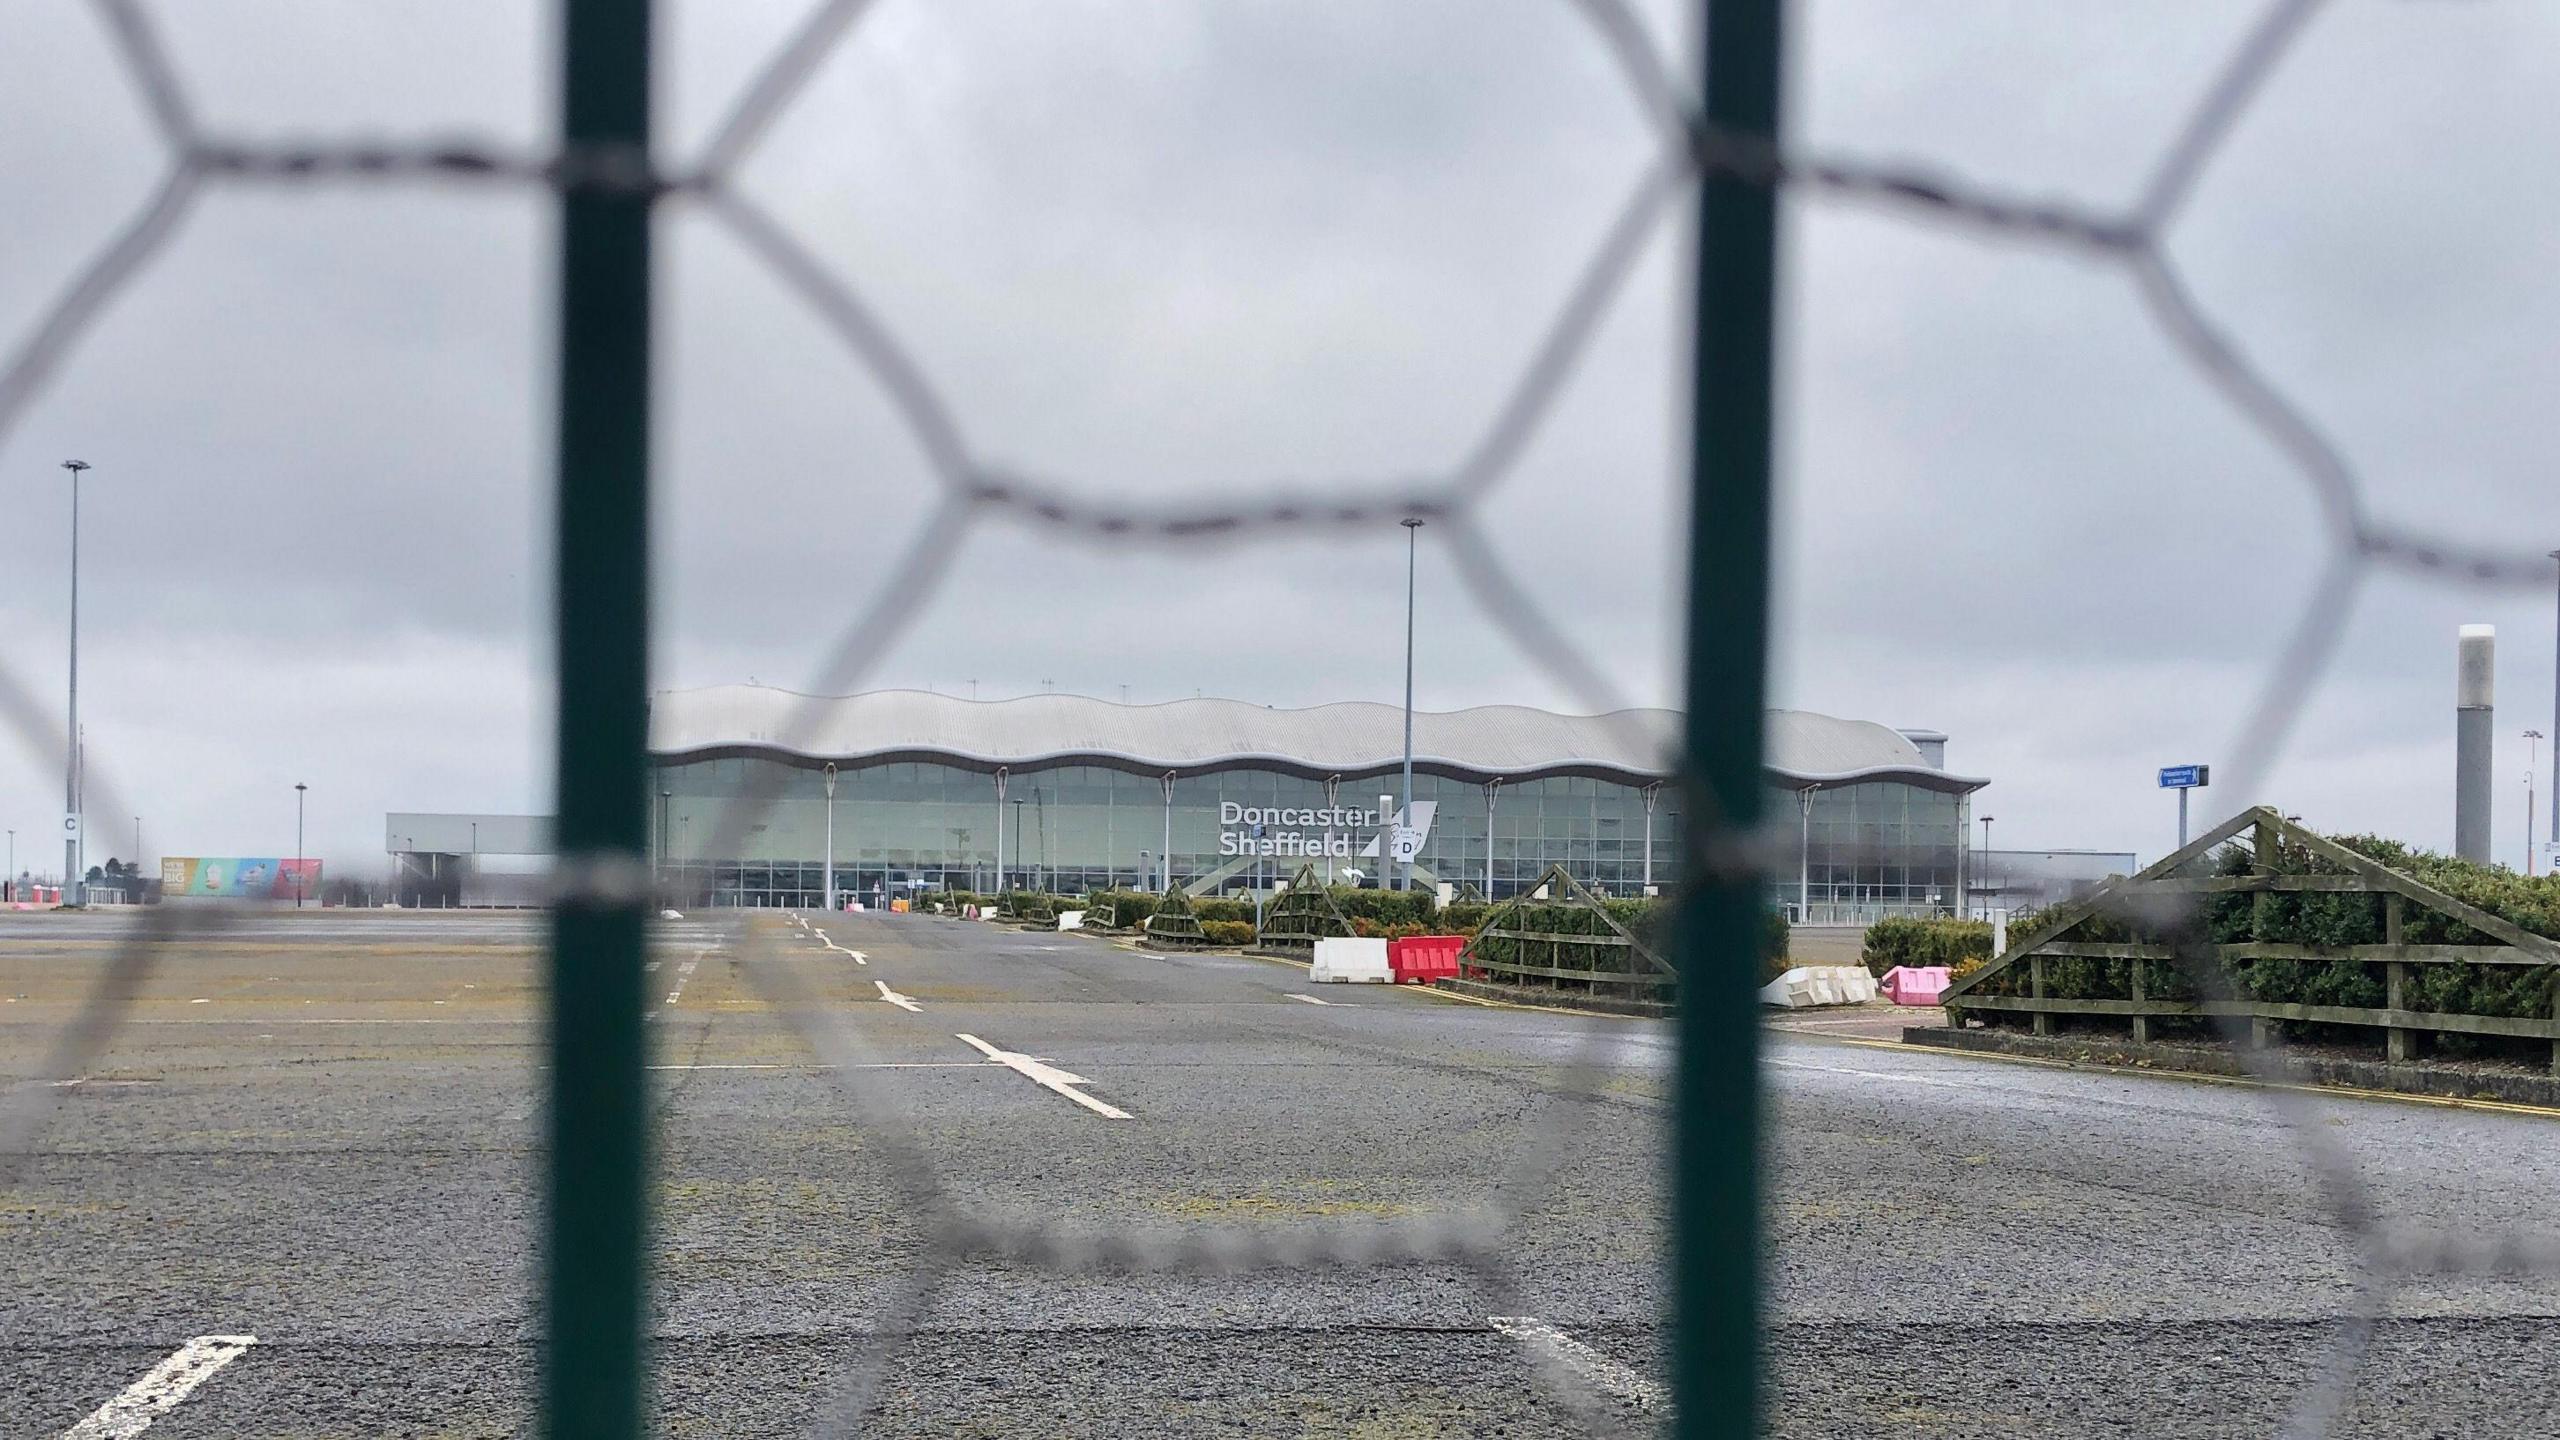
[
  {"xmin": 1768, "ymin": 781, "xmax": 1970, "ymax": 923},
  {"xmin": 650, "ymin": 755, "xmax": 1973, "ymax": 917}
]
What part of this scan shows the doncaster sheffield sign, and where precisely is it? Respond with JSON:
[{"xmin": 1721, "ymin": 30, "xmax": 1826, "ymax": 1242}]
[{"xmin": 1217, "ymin": 800, "xmax": 1438, "ymax": 861}]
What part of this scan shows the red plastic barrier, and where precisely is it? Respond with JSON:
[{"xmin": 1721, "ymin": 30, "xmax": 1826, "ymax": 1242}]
[{"xmin": 1389, "ymin": 934, "xmax": 1467, "ymax": 984}]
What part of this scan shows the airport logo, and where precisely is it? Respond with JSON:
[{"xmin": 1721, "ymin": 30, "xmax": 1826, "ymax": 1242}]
[{"xmin": 1216, "ymin": 800, "xmax": 1438, "ymax": 860}]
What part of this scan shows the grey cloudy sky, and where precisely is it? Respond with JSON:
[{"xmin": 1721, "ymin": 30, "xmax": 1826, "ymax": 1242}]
[{"xmin": 3, "ymin": 0, "xmax": 2556, "ymax": 877}]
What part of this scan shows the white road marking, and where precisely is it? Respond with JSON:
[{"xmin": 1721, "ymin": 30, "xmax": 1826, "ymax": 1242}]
[
  {"xmin": 1766, "ymin": 1056, "xmax": 2009, "ymax": 1095},
  {"xmin": 875, "ymin": 980, "xmax": 921, "ymax": 1013},
  {"xmin": 645, "ymin": 1061, "xmax": 992, "ymax": 1071},
  {"xmin": 60, "ymin": 1334, "xmax": 258, "ymax": 1439},
  {"xmin": 803, "ymin": 928, "xmax": 869, "ymax": 965},
  {"xmin": 1487, "ymin": 1316, "xmax": 1662, "ymax": 1415},
  {"xmin": 647, "ymin": 945, "xmax": 712, "ymax": 1020},
  {"xmin": 954, "ymin": 1033, "xmax": 1130, "ymax": 1119},
  {"xmin": 1287, "ymin": 993, "xmax": 1348, "ymax": 1007}
]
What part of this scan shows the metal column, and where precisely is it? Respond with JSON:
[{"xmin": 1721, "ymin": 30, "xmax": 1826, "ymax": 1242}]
[
  {"xmin": 544, "ymin": 4, "xmax": 654, "ymax": 1434},
  {"xmin": 2456, "ymin": 625, "xmax": 2494, "ymax": 863},
  {"xmin": 993, "ymin": 767, "xmax": 1008, "ymax": 893},
  {"xmin": 1674, "ymin": 0, "xmax": 1780, "ymax": 1433}
]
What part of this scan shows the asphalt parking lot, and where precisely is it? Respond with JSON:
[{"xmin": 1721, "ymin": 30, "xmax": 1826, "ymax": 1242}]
[{"xmin": 6, "ymin": 908, "xmax": 2560, "ymax": 1436}]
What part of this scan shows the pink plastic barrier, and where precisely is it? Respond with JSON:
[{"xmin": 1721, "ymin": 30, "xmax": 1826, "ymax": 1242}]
[{"xmin": 1881, "ymin": 965, "xmax": 1953, "ymax": 1006}]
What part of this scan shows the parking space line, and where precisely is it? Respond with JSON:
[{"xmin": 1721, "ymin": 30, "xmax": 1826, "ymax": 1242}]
[
  {"xmin": 60, "ymin": 1334, "xmax": 258, "ymax": 1439},
  {"xmin": 644, "ymin": 944, "xmax": 714, "ymax": 1021},
  {"xmin": 953, "ymin": 1032, "xmax": 1130, "ymax": 1119},
  {"xmin": 1487, "ymin": 1316, "xmax": 1661, "ymax": 1415},
  {"xmin": 875, "ymin": 980, "xmax": 922, "ymax": 1013}
]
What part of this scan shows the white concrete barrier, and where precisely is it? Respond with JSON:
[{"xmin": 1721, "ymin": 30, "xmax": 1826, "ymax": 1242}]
[
  {"xmin": 1311, "ymin": 937, "xmax": 1394, "ymax": 983},
  {"xmin": 1056, "ymin": 910, "xmax": 1085, "ymax": 931},
  {"xmin": 1756, "ymin": 964, "xmax": 1879, "ymax": 1008}
]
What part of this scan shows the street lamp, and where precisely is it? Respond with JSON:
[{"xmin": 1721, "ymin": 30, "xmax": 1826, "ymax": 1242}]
[
  {"xmin": 2549, "ymin": 550, "xmax": 2559, "ymax": 852},
  {"xmin": 823, "ymin": 763, "xmax": 839, "ymax": 913},
  {"xmin": 294, "ymin": 782, "xmax": 308, "ymax": 909},
  {"xmin": 2528, "ymin": 729, "xmax": 2544, "ymax": 874},
  {"xmin": 1398, "ymin": 517, "xmax": 1423, "ymax": 892},
  {"xmin": 656, "ymin": 788, "xmax": 673, "ymax": 895},
  {"xmin": 1010, "ymin": 797, "xmax": 1026, "ymax": 894},
  {"xmin": 60, "ymin": 459, "xmax": 92, "ymax": 904},
  {"xmin": 1978, "ymin": 816, "xmax": 1995, "ymax": 918}
]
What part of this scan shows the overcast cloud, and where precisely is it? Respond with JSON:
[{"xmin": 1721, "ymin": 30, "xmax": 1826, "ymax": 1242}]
[{"xmin": 4, "ymin": 0, "xmax": 2557, "ymax": 877}]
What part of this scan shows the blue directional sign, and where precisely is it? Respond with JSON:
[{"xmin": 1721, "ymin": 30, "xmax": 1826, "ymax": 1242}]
[{"xmin": 2158, "ymin": 764, "xmax": 2210, "ymax": 790}]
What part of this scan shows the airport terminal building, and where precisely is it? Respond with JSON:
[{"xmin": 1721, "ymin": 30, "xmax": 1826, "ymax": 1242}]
[{"xmin": 636, "ymin": 687, "xmax": 1987, "ymax": 918}]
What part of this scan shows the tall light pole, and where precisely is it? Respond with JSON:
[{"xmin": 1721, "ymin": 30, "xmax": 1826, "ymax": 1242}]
[
  {"xmin": 2528, "ymin": 729, "xmax": 2543, "ymax": 873},
  {"xmin": 1978, "ymin": 815, "xmax": 1994, "ymax": 917},
  {"xmin": 822, "ymin": 763, "xmax": 838, "ymax": 912},
  {"xmin": 1398, "ymin": 517, "xmax": 1422, "ymax": 891},
  {"xmin": 1796, "ymin": 786, "xmax": 1813, "ymax": 920},
  {"xmin": 6, "ymin": 828, "xmax": 14, "ymax": 902},
  {"xmin": 1010, "ymin": 797, "xmax": 1025, "ymax": 894},
  {"xmin": 61, "ymin": 459, "xmax": 91, "ymax": 904},
  {"xmin": 2550, "ymin": 550, "xmax": 2559, "ymax": 851},
  {"xmin": 294, "ymin": 782, "xmax": 308, "ymax": 908},
  {"xmin": 656, "ymin": 788, "xmax": 672, "ymax": 891}
]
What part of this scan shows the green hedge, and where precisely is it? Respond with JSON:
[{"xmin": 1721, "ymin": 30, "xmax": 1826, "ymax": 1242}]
[
  {"xmin": 1200, "ymin": 919, "xmax": 1256, "ymax": 947},
  {"xmin": 1973, "ymin": 831, "xmax": 2560, "ymax": 1052},
  {"xmin": 1464, "ymin": 895, "xmax": 1787, "ymax": 987},
  {"xmin": 1860, "ymin": 917, "xmax": 1996, "ymax": 978}
]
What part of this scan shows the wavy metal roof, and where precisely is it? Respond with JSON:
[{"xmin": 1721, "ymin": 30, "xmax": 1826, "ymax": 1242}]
[{"xmin": 650, "ymin": 687, "xmax": 1985, "ymax": 791}]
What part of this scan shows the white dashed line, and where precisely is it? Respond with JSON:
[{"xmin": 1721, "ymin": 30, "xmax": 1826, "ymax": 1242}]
[
  {"xmin": 954, "ymin": 1033, "xmax": 1130, "ymax": 1119},
  {"xmin": 1287, "ymin": 993, "xmax": 1348, "ymax": 1007},
  {"xmin": 875, "ymin": 980, "xmax": 922, "ymax": 1013},
  {"xmin": 646, "ymin": 945, "xmax": 712, "ymax": 1020},
  {"xmin": 1487, "ymin": 1316, "xmax": 1662, "ymax": 1415},
  {"xmin": 60, "ymin": 1334, "xmax": 258, "ymax": 1439}
]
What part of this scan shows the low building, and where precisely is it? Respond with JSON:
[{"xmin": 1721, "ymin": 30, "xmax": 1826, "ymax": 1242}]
[
  {"xmin": 1969, "ymin": 847, "xmax": 2138, "ymax": 918},
  {"xmin": 635, "ymin": 687, "xmax": 1988, "ymax": 913}
]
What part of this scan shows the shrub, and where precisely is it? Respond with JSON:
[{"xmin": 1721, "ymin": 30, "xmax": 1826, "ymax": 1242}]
[
  {"xmin": 1330, "ymin": 888, "xmax": 1439, "ymax": 928},
  {"xmin": 1860, "ymin": 917, "xmax": 1995, "ymax": 978},
  {"xmin": 1200, "ymin": 919, "xmax": 1256, "ymax": 947},
  {"xmin": 1083, "ymin": 890, "xmax": 1160, "ymax": 928},
  {"xmin": 1977, "ymin": 827, "xmax": 2560, "ymax": 1055},
  {"xmin": 1459, "ymin": 893, "xmax": 1787, "ymax": 992}
]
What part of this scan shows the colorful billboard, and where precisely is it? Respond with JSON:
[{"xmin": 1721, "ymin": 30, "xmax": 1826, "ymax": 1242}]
[{"xmin": 161, "ymin": 857, "xmax": 323, "ymax": 899}]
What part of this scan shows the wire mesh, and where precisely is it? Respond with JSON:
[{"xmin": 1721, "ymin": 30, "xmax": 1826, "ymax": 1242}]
[{"xmin": 4, "ymin": 0, "xmax": 2558, "ymax": 1436}]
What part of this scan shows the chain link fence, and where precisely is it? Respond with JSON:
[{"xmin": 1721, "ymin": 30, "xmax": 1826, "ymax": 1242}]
[{"xmin": 5, "ymin": 1, "xmax": 2558, "ymax": 1436}]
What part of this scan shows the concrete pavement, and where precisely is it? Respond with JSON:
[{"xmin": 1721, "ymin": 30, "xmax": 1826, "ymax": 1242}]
[{"xmin": 3, "ymin": 907, "xmax": 2558, "ymax": 1435}]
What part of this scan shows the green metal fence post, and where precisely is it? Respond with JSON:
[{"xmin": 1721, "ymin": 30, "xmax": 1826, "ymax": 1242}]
[
  {"xmin": 1674, "ymin": 0, "xmax": 1780, "ymax": 1434},
  {"xmin": 546, "ymin": 2, "xmax": 654, "ymax": 1437}
]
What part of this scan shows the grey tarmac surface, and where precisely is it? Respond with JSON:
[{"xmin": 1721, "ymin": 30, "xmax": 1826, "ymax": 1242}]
[{"xmin": 5, "ymin": 906, "xmax": 2560, "ymax": 1436}]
